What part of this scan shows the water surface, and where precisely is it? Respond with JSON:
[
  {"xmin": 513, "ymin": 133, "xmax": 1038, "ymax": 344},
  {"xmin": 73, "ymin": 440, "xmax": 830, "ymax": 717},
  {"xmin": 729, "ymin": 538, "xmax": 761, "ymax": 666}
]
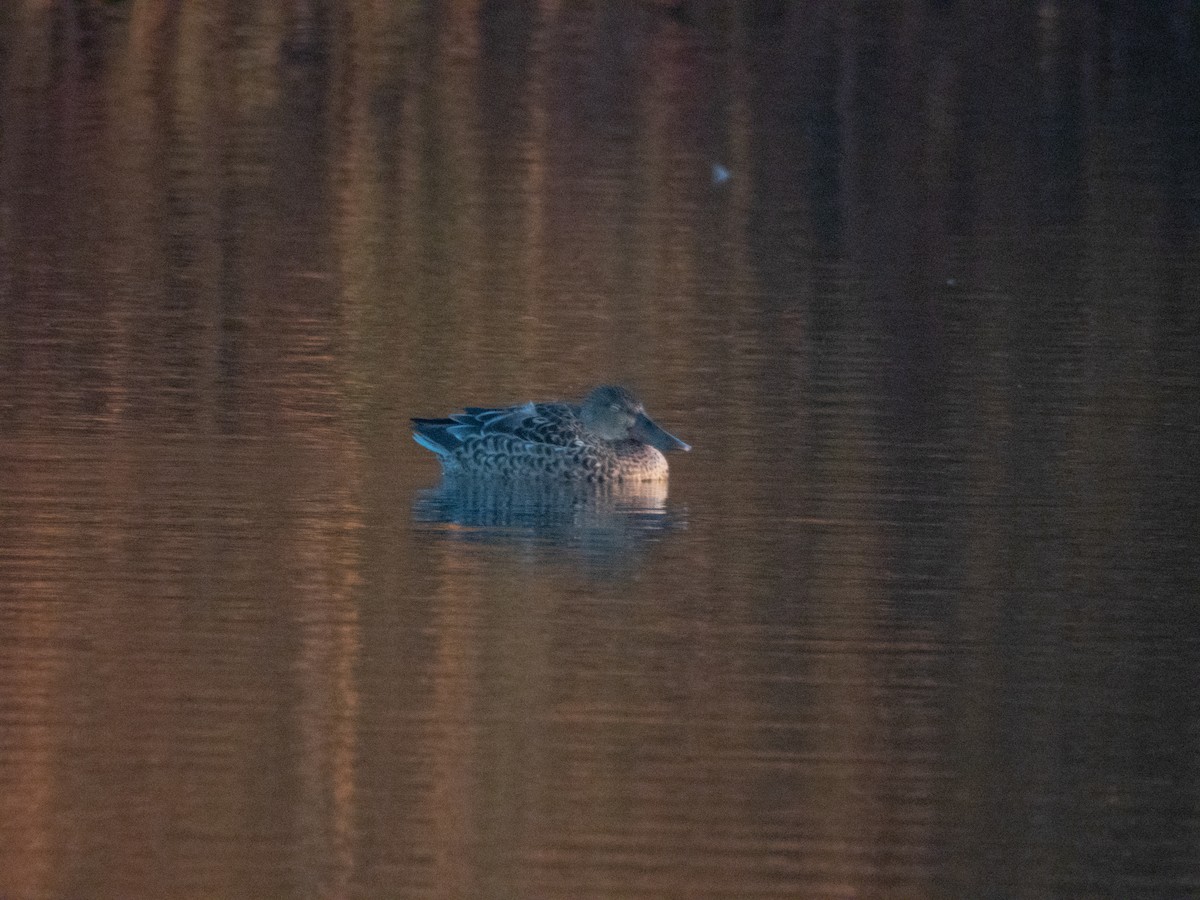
[{"xmin": 2, "ymin": 3, "xmax": 1199, "ymax": 898}]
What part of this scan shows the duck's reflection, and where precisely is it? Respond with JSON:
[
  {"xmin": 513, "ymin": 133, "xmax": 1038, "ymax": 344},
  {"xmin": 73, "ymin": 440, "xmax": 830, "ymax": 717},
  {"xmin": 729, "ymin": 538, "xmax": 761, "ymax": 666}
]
[{"xmin": 412, "ymin": 478, "xmax": 686, "ymax": 573}]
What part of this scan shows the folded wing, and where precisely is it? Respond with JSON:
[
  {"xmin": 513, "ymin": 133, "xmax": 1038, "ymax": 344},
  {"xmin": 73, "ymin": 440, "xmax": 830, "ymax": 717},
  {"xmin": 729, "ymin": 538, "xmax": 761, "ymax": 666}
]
[{"xmin": 412, "ymin": 401, "xmax": 580, "ymax": 456}]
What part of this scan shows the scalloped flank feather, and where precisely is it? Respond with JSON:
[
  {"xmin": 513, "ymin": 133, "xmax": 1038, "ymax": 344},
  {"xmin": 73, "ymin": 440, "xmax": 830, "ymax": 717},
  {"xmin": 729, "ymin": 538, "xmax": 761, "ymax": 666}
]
[{"xmin": 412, "ymin": 386, "xmax": 689, "ymax": 482}]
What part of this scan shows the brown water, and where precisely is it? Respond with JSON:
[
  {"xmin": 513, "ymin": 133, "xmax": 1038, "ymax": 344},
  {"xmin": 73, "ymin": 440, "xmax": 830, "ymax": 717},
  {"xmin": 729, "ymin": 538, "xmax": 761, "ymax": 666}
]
[{"xmin": 3, "ymin": 3, "xmax": 1199, "ymax": 898}]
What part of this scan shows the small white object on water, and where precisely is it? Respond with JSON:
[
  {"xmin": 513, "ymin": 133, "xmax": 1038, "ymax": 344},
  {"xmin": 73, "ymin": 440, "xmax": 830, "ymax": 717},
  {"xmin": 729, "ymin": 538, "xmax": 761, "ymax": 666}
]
[{"xmin": 711, "ymin": 163, "xmax": 731, "ymax": 185}]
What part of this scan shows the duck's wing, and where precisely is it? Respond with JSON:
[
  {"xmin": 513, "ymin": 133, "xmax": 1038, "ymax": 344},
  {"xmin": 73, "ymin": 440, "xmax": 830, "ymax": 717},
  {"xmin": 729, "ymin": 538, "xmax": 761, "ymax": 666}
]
[{"xmin": 412, "ymin": 401, "xmax": 582, "ymax": 456}]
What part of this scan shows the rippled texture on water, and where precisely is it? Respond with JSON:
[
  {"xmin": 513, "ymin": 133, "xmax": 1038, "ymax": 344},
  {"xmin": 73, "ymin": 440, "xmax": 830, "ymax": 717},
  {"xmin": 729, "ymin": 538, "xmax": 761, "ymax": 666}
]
[{"xmin": 2, "ymin": 3, "xmax": 1199, "ymax": 898}]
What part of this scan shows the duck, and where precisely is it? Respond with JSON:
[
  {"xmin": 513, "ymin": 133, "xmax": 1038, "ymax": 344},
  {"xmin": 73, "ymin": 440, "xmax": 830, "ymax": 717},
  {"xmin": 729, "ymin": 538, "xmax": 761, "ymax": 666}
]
[{"xmin": 412, "ymin": 385, "xmax": 690, "ymax": 482}]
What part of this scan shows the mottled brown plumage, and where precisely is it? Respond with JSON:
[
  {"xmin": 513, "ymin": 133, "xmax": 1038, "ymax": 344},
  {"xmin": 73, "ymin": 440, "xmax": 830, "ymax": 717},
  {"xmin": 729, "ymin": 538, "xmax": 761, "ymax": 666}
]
[{"xmin": 412, "ymin": 386, "xmax": 690, "ymax": 482}]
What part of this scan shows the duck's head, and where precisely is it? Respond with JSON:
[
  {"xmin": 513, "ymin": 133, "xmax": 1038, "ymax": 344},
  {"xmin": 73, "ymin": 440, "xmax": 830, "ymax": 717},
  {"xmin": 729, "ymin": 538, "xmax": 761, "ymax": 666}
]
[{"xmin": 580, "ymin": 385, "xmax": 691, "ymax": 452}]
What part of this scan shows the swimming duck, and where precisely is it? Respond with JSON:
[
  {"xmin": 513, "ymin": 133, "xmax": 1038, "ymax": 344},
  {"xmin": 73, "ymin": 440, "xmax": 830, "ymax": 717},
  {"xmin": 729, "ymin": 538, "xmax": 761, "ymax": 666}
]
[{"xmin": 412, "ymin": 385, "xmax": 690, "ymax": 481}]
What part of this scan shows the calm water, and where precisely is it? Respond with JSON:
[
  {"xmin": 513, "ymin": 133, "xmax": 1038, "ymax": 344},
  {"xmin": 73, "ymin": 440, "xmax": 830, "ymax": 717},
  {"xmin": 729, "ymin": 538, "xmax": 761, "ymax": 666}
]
[{"xmin": 3, "ymin": 3, "xmax": 1200, "ymax": 898}]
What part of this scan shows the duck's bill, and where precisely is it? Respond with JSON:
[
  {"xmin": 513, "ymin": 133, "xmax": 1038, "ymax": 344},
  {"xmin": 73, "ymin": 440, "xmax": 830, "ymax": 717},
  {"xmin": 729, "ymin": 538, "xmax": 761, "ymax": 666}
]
[{"xmin": 632, "ymin": 413, "xmax": 692, "ymax": 453}]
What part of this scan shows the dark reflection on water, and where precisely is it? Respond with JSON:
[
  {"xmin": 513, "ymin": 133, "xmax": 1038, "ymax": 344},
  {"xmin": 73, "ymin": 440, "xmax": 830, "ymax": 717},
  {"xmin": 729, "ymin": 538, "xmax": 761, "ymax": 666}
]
[
  {"xmin": 413, "ymin": 477, "xmax": 684, "ymax": 576},
  {"xmin": 3, "ymin": 2, "xmax": 1200, "ymax": 899}
]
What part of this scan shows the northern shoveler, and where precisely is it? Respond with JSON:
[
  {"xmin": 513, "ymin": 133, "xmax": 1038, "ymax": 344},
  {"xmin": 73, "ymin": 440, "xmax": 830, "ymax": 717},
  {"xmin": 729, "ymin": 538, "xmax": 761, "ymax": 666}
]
[{"xmin": 412, "ymin": 385, "xmax": 691, "ymax": 481}]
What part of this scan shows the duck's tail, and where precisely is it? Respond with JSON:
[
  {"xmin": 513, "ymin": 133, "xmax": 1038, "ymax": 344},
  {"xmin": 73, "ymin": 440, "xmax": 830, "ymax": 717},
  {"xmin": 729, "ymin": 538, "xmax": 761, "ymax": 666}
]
[{"xmin": 411, "ymin": 418, "xmax": 461, "ymax": 457}]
